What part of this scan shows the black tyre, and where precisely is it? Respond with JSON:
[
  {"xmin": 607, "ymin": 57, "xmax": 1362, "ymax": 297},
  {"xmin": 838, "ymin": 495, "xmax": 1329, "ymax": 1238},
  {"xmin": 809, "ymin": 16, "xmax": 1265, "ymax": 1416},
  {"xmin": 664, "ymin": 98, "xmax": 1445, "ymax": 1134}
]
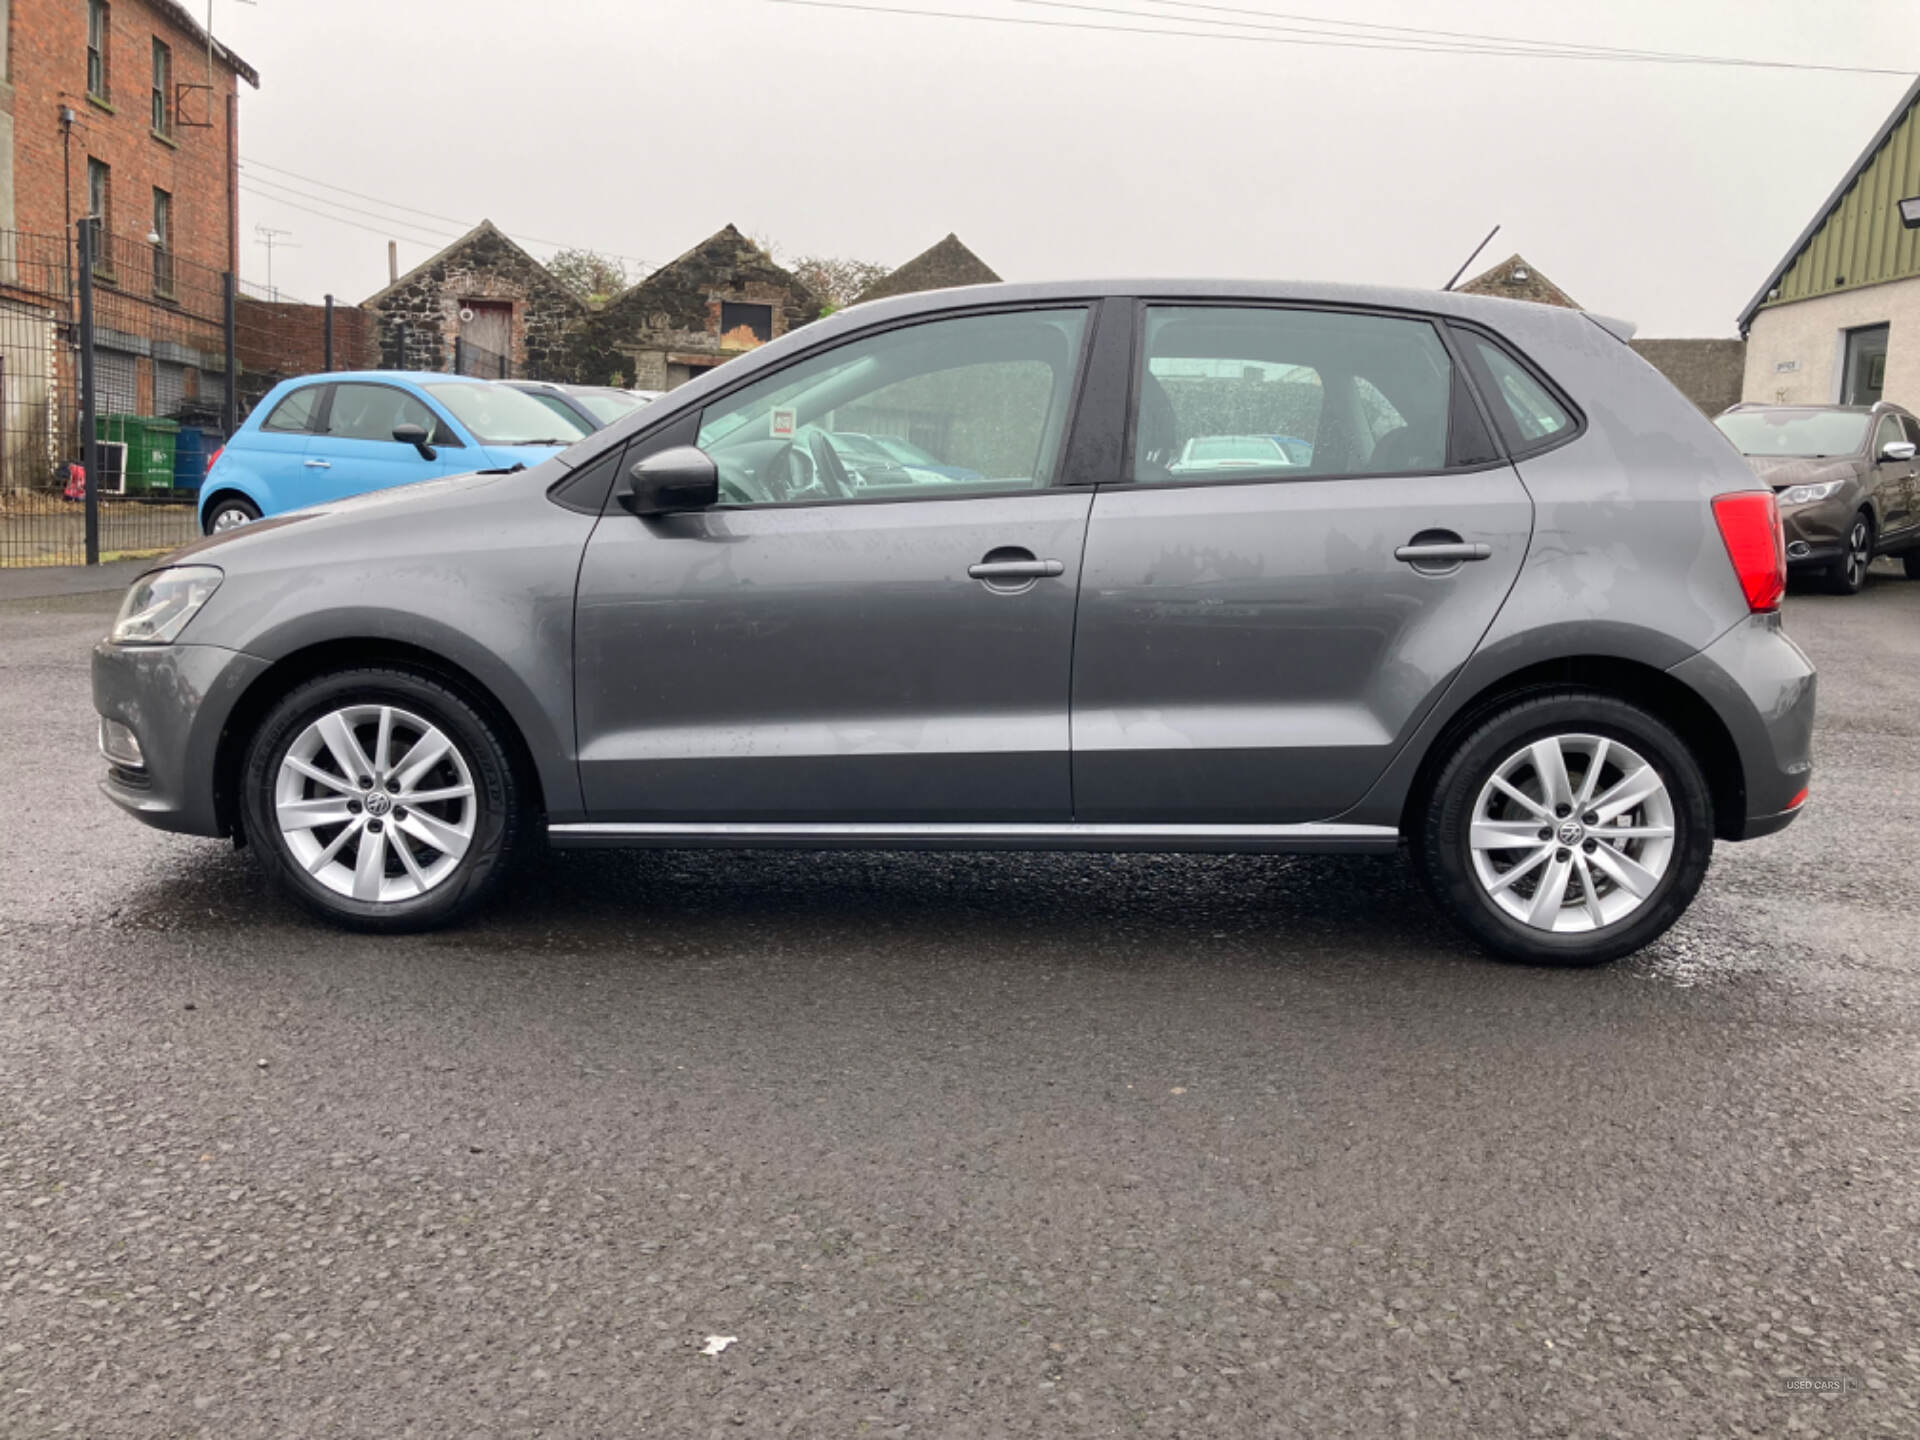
[
  {"xmin": 1903, "ymin": 549, "xmax": 1920, "ymax": 581},
  {"xmin": 1415, "ymin": 692, "xmax": 1714, "ymax": 966},
  {"xmin": 241, "ymin": 667, "xmax": 524, "ymax": 932},
  {"xmin": 1823, "ymin": 511, "xmax": 1873, "ymax": 595},
  {"xmin": 203, "ymin": 494, "xmax": 260, "ymax": 535}
]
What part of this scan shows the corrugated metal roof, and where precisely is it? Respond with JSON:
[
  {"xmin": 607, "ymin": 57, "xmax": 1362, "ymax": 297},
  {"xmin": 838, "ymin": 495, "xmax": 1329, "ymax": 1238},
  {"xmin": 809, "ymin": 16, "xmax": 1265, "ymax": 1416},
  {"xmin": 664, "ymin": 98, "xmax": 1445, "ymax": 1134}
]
[{"xmin": 1738, "ymin": 75, "xmax": 1920, "ymax": 332}]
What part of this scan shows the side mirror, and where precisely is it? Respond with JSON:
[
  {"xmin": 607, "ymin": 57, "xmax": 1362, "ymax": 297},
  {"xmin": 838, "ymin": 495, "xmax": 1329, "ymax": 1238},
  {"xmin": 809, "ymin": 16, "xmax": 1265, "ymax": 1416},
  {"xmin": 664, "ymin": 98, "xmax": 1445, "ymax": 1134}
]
[
  {"xmin": 1880, "ymin": 439, "xmax": 1917, "ymax": 463},
  {"xmin": 625, "ymin": 445, "xmax": 719, "ymax": 515},
  {"xmin": 392, "ymin": 423, "xmax": 437, "ymax": 460}
]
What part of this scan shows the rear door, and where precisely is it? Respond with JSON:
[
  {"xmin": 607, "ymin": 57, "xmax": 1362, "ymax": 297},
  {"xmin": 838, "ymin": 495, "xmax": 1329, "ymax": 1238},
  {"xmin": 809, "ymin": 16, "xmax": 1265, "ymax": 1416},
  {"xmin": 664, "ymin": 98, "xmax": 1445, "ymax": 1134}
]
[
  {"xmin": 303, "ymin": 382, "xmax": 467, "ymax": 503},
  {"xmin": 573, "ymin": 304, "xmax": 1096, "ymax": 824},
  {"xmin": 1070, "ymin": 303, "xmax": 1535, "ymax": 823}
]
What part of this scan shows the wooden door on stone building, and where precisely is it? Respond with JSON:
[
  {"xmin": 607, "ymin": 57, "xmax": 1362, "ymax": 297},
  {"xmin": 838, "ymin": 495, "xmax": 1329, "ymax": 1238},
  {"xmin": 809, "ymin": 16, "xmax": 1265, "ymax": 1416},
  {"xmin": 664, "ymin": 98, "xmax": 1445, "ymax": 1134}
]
[{"xmin": 459, "ymin": 301, "xmax": 513, "ymax": 376}]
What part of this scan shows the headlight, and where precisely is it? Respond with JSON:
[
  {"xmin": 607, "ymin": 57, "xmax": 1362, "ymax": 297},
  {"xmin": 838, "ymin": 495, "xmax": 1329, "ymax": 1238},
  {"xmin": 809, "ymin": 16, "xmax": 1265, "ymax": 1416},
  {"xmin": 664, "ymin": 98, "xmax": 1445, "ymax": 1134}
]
[
  {"xmin": 110, "ymin": 565, "xmax": 223, "ymax": 645},
  {"xmin": 1779, "ymin": 480, "xmax": 1846, "ymax": 505}
]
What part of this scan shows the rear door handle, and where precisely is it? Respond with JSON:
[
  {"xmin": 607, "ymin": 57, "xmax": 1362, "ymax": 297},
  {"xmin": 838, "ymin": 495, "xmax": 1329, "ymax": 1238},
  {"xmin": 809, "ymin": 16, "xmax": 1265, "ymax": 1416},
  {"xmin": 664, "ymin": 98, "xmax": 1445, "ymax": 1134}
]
[
  {"xmin": 1395, "ymin": 542, "xmax": 1490, "ymax": 564},
  {"xmin": 968, "ymin": 559, "xmax": 1065, "ymax": 580},
  {"xmin": 304, "ymin": 458, "xmax": 332, "ymax": 469}
]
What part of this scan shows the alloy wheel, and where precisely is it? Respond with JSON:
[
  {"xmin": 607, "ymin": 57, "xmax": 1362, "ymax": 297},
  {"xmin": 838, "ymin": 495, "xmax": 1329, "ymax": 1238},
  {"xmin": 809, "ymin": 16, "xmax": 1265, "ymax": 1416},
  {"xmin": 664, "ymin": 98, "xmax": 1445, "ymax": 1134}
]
[
  {"xmin": 273, "ymin": 704, "xmax": 477, "ymax": 903},
  {"xmin": 212, "ymin": 507, "xmax": 253, "ymax": 533},
  {"xmin": 1845, "ymin": 518, "xmax": 1870, "ymax": 590},
  {"xmin": 1467, "ymin": 733, "xmax": 1677, "ymax": 933}
]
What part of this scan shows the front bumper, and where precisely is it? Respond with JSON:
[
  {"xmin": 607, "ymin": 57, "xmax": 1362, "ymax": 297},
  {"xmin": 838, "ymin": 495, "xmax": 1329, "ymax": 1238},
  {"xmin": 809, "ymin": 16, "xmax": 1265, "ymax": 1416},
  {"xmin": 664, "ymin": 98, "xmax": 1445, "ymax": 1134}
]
[
  {"xmin": 1779, "ymin": 496, "xmax": 1853, "ymax": 567},
  {"xmin": 1666, "ymin": 611, "xmax": 1816, "ymax": 840},
  {"xmin": 91, "ymin": 640, "xmax": 270, "ymax": 837}
]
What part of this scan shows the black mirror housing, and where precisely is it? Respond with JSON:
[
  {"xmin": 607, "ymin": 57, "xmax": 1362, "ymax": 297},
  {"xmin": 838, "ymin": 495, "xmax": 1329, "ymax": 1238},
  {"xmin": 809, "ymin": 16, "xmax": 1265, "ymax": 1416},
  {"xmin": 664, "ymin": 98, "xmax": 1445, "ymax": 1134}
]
[
  {"xmin": 392, "ymin": 423, "xmax": 437, "ymax": 460},
  {"xmin": 625, "ymin": 445, "xmax": 720, "ymax": 515}
]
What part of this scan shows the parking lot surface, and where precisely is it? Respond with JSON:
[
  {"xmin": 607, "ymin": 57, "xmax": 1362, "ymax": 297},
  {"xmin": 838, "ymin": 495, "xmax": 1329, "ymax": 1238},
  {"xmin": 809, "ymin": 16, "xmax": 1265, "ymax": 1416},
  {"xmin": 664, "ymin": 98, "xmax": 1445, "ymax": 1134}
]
[{"xmin": 2, "ymin": 572, "xmax": 1918, "ymax": 1438}]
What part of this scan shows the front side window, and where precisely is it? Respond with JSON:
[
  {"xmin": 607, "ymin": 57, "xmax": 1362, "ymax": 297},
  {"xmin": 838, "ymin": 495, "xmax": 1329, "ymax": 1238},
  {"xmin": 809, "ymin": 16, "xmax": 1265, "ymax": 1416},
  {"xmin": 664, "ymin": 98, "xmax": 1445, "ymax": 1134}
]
[
  {"xmin": 151, "ymin": 38, "xmax": 171, "ymax": 135},
  {"xmin": 326, "ymin": 383, "xmax": 450, "ymax": 444},
  {"xmin": 1874, "ymin": 414, "xmax": 1905, "ymax": 460},
  {"xmin": 262, "ymin": 385, "xmax": 324, "ymax": 433},
  {"xmin": 695, "ymin": 308, "xmax": 1089, "ymax": 506},
  {"xmin": 87, "ymin": 0, "xmax": 110, "ymax": 101},
  {"xmin": 1136, "ymin": 306, "xmax": 1453, "ymax": 482},
  {"xmin": 1468, "ymin": 336, "xmax": 1572, "ymax": 449}
]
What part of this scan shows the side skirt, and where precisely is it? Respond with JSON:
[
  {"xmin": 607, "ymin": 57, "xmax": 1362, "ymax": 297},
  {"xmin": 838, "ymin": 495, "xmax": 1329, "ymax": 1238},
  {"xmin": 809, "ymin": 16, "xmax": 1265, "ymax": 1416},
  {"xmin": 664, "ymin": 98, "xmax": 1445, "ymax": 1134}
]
[{"xmin": 546, "ymin": 821, "xmax": 1401, "ymax": 854}]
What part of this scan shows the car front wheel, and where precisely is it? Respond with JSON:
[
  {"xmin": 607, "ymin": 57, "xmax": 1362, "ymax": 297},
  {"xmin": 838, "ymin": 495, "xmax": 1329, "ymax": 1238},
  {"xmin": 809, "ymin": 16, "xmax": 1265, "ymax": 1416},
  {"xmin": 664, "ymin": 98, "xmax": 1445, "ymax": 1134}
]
[
  {"xmin": 1825, "ymin": 512, "xmax": 1872, "ymax": 595},
  {"xmin": 241, "ymin": 667, "xmax": 524, "ymax": 931},
  {"xmin": 1416, "ymin": 693, "xmax": 1714, "ymax": 966}
]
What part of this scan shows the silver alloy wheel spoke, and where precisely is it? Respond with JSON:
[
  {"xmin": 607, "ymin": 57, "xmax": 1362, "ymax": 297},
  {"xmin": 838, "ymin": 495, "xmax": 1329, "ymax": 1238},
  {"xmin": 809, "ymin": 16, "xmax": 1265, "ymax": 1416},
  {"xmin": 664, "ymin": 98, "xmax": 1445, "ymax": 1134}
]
[
  {"xmin": 1468, "ymin": 732, "xmax": 1676, "ymax": 934},
  {"xmin": 274, "ymin": 703, "xmax": 476, "ymax": 904}
]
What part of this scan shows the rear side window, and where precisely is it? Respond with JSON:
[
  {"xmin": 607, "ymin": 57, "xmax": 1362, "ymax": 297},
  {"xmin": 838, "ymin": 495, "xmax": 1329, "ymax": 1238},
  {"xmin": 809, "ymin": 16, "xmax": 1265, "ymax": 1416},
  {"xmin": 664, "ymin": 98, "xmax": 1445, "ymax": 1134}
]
[
  {"xmin": 262, "ymin": 386, "xmax": 323, "ymax": 433},
  {"xmin": 1467, "ymin": 337, "xmax": 1573, "ymax": 449},
  {"xmin": 326, "ymin": 383, "xmax": 451, "ymax": 444},
  {"xmin": 1135, "ymin": 306, "xmax": 1455, "ymax": 482}
]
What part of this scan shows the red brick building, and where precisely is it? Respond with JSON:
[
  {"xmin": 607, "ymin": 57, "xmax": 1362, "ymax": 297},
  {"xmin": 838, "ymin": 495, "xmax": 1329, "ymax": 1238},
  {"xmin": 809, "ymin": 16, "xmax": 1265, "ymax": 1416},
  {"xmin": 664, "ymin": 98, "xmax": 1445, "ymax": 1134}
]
[
  {"xmin": 1, "ymin": 0, "xmax": 256, "ymax": 452},
  {"xmin": 3, "ymin": 0, "xmax": 256, "ymax": 270}
]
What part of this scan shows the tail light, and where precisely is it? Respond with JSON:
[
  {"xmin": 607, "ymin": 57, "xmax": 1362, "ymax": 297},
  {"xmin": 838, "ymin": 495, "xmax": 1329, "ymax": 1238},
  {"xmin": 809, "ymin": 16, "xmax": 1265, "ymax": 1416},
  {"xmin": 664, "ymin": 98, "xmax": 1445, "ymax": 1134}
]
[
  {"xmin": 206, "ymin": 446, "xmax": 223, "ymax": 472},
  {"xmin": 1712, "ymin": 490, "xmax": 1786, "ymax": 612}
]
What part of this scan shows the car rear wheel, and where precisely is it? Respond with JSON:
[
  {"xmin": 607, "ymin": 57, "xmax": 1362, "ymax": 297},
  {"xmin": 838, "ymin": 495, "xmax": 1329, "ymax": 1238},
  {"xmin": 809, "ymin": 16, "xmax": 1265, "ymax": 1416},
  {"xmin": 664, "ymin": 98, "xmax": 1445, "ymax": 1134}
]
[
  {"xmin": 241, "ymin": 667, "xmax": 524, "ymax": 931},
  {"xmin": 1903, "ymin": 549, "xmax": 1920, "ymax": 581},
  {"xmin": 204, "ymin": 495, "xmax": 260, "ymax": 535},
  {"xmin": 1416, "ymin": 692, "xmax": 1714, "ymax": 966},
  {"xmin": 1825, "ymin": 512, "xmax": 1873, "ymax": 594}
]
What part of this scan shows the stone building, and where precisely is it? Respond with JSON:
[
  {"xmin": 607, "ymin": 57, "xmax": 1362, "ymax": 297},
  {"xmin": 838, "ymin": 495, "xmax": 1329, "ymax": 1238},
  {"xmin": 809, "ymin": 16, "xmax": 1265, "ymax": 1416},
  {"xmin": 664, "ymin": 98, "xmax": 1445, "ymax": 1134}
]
[
  {"xmin": 362, "ymin": 221, "xmax": 587, "ymax": 379},
  {"xmin": 1457, "ymin": 253, "xmax": 1581, "ymax": 309},
  {"xmin": 1459, "ymin": 253, "xmax": 1746, "ymax": 416},
  {"xmin": 1737, "ymin": 75, "xmax": 1920, "ymax": 411},
  {"xmin": 577, "ymin": 225, "xmax": 821, "ymax": 391},
  {"xmin": 854, "ymin": 233, "xmax": 1000, "ymax": 305}
]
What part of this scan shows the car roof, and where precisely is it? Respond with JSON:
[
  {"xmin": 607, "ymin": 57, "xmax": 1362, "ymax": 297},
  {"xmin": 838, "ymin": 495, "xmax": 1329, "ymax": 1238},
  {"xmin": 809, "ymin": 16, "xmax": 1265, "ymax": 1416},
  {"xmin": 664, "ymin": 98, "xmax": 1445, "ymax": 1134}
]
[{"xmin": 281, "ymin": 370, "xmax": 495, "ymax": 388}]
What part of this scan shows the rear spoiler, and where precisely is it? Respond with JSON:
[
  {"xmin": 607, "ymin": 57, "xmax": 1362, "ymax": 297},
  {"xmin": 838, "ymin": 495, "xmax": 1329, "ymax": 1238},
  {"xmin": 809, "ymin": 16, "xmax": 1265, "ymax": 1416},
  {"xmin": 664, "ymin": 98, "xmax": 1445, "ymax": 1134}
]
[{"xmin": 1585, "ymin": 312, "xmax": 1638, "ymax": 343}]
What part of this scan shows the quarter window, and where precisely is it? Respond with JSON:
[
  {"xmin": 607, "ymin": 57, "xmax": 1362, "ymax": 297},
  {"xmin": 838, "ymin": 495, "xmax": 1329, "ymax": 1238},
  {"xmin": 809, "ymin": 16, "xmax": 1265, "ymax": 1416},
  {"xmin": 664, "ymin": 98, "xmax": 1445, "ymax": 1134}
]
[
  {"xmin": 1467, "ymin": 336, "xmax": 1572, "ymax": 449},
  {"xmin": 262, "ymin": 386, "xmax": 324, "ymax": 433},
  {"xmin": 1135, "ymin": 306, "xmax": 1454, "ymax": 482},
  {"xmin": 326, "ymin": 384, "xmax": 447, "ymax": 444},
  {"xmin": 695, "ymin": 308, "xmax": 1089, "ymax": 506}
]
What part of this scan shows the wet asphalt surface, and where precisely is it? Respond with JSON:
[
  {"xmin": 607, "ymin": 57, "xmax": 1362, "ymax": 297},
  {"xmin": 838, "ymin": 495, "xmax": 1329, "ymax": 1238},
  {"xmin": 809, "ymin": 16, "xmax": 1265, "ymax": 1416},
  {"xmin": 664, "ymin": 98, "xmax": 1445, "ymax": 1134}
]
[{"xmin": 3, "ymin": 574, "xmax": 1919, "ymax": 1439}]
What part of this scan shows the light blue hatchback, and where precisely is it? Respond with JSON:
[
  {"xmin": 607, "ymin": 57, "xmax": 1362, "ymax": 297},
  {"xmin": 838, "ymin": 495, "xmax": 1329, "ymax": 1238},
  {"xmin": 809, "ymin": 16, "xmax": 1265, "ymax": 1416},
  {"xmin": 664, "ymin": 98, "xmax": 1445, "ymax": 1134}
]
[{"xmin": 198, "ymin": 372, "xmax": 586, "ymax": 533}]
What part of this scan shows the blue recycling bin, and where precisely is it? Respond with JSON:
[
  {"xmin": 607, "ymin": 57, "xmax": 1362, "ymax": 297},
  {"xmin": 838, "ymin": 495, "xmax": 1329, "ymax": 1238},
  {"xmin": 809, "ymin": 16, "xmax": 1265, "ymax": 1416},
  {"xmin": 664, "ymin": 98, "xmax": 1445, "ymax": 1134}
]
[{"xmin": 172, "ymin": 427, "xmax": 208, "ymax": 495}]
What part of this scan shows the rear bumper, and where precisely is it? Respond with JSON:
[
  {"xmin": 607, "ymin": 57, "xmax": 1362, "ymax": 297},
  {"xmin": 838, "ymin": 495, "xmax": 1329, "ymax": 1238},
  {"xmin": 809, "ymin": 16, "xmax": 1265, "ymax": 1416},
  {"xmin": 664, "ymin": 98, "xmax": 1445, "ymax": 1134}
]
[
  {"xmin": 1665, "ymin": 611, "xmax": 1816, "ymax": 840},
  {"xmin": 91, "ymin": 640, "xmax": 270, "ymax": 838}
]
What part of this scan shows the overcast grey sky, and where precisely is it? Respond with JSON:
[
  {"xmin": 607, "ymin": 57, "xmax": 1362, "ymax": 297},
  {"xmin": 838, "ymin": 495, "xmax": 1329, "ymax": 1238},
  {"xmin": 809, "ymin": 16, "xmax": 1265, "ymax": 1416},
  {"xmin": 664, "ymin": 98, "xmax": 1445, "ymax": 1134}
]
[{"xmin": 216, "ymin": 0, "xmax": 1918, "ymax": 335}]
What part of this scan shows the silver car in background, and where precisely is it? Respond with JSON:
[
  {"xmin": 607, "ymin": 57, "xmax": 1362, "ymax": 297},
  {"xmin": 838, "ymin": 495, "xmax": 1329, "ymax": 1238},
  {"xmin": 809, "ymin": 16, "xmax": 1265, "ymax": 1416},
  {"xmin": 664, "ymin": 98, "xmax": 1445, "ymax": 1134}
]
[{"xmin": 93, "ymin": 280, "xmax": 1814, "ymax": 966}]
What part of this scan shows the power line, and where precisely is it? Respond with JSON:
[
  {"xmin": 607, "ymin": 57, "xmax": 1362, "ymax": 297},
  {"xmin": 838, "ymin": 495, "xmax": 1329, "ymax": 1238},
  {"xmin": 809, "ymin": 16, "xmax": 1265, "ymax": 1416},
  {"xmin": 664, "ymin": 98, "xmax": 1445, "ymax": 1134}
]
[
  {"xmin": 240, "ymin": 155, "xmax": 654, "ymax": 266},
  {"xmin": 1135, "ymin": 0, "xmax": 1768, "ymax": 64},
  {"xmin": 244, "ymin": 172, "xmax": 468, "ymax": 245},
  {"xmin": 747, "ymin": 0, "xmax": 1913, "ymax": 76},
  {"xmin": 237, "ymin": 183, "xmax": 457, "ymax": 253}
]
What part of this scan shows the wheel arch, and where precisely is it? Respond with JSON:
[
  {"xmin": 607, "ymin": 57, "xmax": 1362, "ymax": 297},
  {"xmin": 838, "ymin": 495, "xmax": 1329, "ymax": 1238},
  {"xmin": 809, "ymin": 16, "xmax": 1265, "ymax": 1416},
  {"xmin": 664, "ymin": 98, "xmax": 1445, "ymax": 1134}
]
[
  {"xmin": 211, "ymin": 638, "xmax": 550, "ymax": 844},
  {"xmin": 199, "ymin": 484, "xmax": 264, "ymax": 532},
  {"xmin": 1398, "ymin": 654, "xmax": 1747, "ymax": 842}
]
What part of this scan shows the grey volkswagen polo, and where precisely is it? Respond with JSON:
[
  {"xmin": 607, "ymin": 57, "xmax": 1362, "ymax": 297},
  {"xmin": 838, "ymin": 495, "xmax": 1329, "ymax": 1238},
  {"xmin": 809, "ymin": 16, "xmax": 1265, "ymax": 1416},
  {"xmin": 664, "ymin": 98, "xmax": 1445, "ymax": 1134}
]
[{"xmin": 93, "ymin": 281, "xmax": 1814, "ymax": 965}]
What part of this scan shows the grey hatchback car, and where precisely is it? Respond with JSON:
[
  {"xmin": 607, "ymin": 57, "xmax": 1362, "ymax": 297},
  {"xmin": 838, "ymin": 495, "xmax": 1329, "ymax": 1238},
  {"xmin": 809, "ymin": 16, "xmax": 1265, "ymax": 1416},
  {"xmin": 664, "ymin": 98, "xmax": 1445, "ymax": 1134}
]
[{"xmin": 93, "ymin": 281, "xmax": 1815, "ymax": 965}]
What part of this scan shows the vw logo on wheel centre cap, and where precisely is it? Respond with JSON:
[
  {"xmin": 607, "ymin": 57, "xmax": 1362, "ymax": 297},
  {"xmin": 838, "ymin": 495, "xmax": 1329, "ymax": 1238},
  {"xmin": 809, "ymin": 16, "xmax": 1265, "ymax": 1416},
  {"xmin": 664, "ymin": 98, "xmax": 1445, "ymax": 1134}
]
[{"xmin": 365, "ymin": 791, "xmax": 393, "ymax": 817}]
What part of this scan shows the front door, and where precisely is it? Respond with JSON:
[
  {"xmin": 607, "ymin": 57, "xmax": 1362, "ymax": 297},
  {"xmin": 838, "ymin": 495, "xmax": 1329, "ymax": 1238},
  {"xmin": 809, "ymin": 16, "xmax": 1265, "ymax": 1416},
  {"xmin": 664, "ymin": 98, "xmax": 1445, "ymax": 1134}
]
[
  {"xmin": 303, "ymin": 381, "xmax": 465, "ymax": 503},
  {"xmin": 1071, "ymin": 304, "xmax": 1534, "ymax": 823},
  {"xmin": 1842, "ymin": 324, "xmax": 1889, "ymax": 406},
  {"xmin": 574, "ymin": 306, "xmax": 1095, "ymax": 823}
]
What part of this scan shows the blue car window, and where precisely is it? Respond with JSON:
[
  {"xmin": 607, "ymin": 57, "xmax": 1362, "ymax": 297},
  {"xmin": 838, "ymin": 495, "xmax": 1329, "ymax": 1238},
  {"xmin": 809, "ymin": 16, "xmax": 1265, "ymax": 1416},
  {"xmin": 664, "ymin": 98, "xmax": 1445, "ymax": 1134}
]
[
  {"xmin": 262, "ymin": 386, "xmax": 324, "ymax": 433},
  {"xmin": 326, "ymin": 383, "xmax": 449, "ymax": 444}
]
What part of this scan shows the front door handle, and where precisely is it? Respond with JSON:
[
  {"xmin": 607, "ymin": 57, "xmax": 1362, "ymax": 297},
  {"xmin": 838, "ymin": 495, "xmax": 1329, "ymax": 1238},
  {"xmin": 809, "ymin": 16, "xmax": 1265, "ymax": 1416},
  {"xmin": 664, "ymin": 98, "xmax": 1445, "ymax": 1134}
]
[
  {"xmin": 304, "ymin": 458, "xmax": 332, "ymax": 469},
  {"xmin": 968, "ymin": 558, "xmax": 1065, "ymax": 580},
  {"xmin": 1395, "ymin": 541, "xmax": 1491, "ymax": 564}
]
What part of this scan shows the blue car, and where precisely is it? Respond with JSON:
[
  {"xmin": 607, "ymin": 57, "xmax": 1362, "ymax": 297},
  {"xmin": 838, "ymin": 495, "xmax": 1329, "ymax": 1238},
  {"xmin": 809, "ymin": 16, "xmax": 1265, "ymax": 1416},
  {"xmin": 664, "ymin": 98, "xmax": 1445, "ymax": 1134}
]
[{"xmin": 198, "ymin": 372, "xmax": 586, "ymax": 534}]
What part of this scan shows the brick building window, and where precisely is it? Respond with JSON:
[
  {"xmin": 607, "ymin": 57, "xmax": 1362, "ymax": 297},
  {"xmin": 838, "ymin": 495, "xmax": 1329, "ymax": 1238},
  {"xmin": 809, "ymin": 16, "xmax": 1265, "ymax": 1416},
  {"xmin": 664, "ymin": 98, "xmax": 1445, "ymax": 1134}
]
[
  {"xmin": 86, "ymin": 158, "xmax": 113, "ymax": 273},
  {"xmin": 152, "ymin": 189, "xmax": 173, "ymax": 297},
  {"xmin": 720, "ymin": 302, "xmax": 773, "ymax": 345},
  {"xmin": 151, "ymin": 38, "xmax": 172, "ymax": 136},
  {"xmin": 88, "ymin": 0, "xmax": 111, "ymax": 103}
]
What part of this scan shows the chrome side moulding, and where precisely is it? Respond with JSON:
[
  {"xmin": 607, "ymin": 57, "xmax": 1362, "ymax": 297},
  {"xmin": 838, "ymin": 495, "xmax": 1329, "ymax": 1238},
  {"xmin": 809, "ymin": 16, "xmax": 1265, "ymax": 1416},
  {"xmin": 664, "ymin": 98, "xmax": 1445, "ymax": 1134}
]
[{"xmin": 546, "ymin": 821, "xmax": 1401, "ymax": 853}]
